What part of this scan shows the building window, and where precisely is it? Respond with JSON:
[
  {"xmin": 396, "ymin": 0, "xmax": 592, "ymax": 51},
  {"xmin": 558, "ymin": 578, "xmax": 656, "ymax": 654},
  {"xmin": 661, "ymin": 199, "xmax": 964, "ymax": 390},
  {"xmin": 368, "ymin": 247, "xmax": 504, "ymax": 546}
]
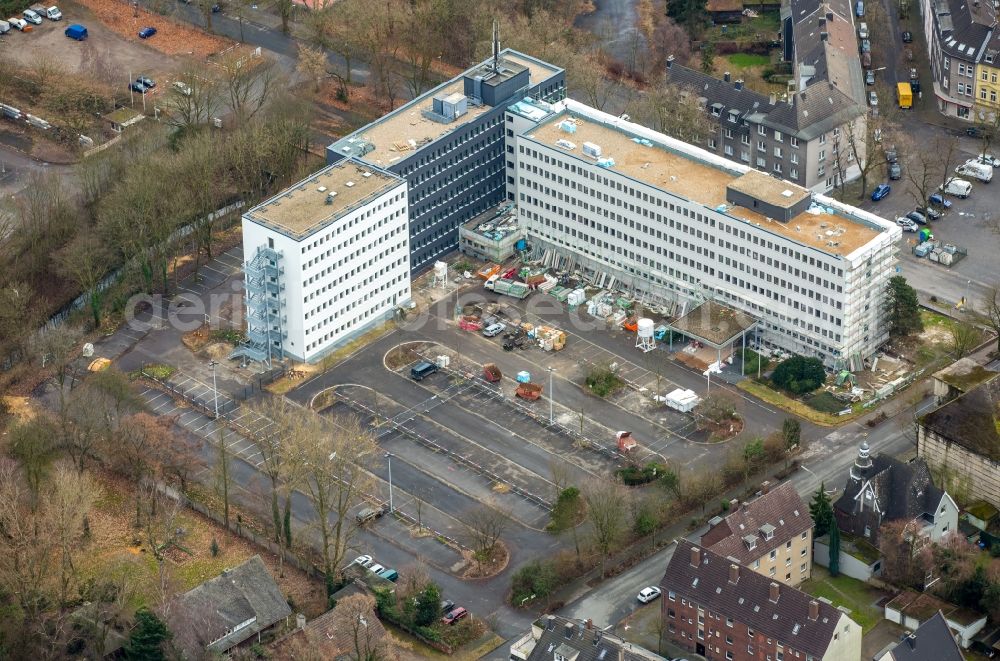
[
  {"xmin": 757, "ymin": 140, "xmax": 766, "ymax": 152},
  {"xmin": 740, "ymin": 150, "xmax": 750, "ymax": 162},
  {"xmin": 708, "ymin": 138, "xmax": 717, "ymax": 149},
  {"xmin": 959, "ymin": 106, "xmax": 970, "ymax": 118},
  {"xmin": 993, "ymin": 90, "xmax": 998, "ymax": 103},
  {"xmin": 753, "ymin": 559, "xmax": 760, "ymax": 569},
  {"xmin": 774, "ymin": 147, "xmax": 783, "ymax": 158},
  {"xmin": 773, "ymin": 163, "xmax": 782, "ymax": 173},
  {"xmin": 983, "ymin": 70, "xmax": 989, "ymax": 81},
  {"xmin": 756, "ymin": 157, "xmax": 766, "ymax": 168},
  {"xmin": 818, "ymin": 133, "xmax": 826, "ymax": 145},
  {"xmin": 725, "ymin": 145, "xmax": 734, "ymax": 156},
  {"xmin": 790, "ymin": 153, "xmax": 799, "ymax": 164},
  {"xmin": 790, "ymin": 136, "xmax": 799, "ymax": 148},
  {"xmin": 801, "ymin": 563, "xmax": 807, "ymax": 572},
  {"xmin": 759, "ymin": 125, "xmax": 767, "ymax": 135},
  {"xmin": 818, "ymin": 149, "xmax": 826, "ymax": 161},
  {"xmin": 725, "ymin": 128, "xmax": 734, "ymax": 139},
  {"xmin": 789, "ymin": 168, "xmax": 798, "ymax": 179},
  {"xmin": 774, "ymin": 130, "xmax": 783, "ymax": 142},
  {"xmin": 993, "ymin": 72, "xmax": 999, "ymax": 83},
  {"xmin": 770, "ymin": 550, "xmax": 777, "ymax": 561}
]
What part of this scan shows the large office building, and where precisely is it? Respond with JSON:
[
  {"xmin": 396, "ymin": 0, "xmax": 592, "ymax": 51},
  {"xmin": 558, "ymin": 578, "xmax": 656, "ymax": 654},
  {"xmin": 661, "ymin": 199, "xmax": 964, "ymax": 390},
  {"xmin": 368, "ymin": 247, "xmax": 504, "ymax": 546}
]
[
  {"xmin": 327, "ymin": 41, "xmax": 565, "ymax": 273},
  {"xmin": 236, "ymin": 160, "xmax": 410, "ymax": 364},
  {"xmin": 507, "ymin": 98, "xmax": 899, "ymax": 367}
]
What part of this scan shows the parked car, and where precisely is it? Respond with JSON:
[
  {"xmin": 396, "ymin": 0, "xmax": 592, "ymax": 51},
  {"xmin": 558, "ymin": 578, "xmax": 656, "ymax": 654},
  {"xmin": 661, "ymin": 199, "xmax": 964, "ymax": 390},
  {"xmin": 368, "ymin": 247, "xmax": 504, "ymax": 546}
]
[
  {"xmin": 902, "ymin": 30, "xmax": 913, "ymax": 42},
  {"xmin": 889, "ymin": 162, "xmax": 901, "ymax": 180},
  {"xmin": 928, "ymin": 193, "xmax": 953, "ymax": 208},
  {"xmin": 956, "ymin": 160, "xmax": 993, "ymax": 182},
  {"xmin": 350, "ymin": 554, "xmax": 373, "ymax": 568},
  {"xmin": 906, "ymin": 211, "xmax": 927, "ymax": 225},
  {"xmin": 862, "ymin": 52, "xmax": 872, "ymax": 68},
  {"xmin": 172, "ymin": 80, "xmax": 192, "ymax": 96},
  {"xmin": 974, "ymin": 153, "xmax": 1000, "ymax": 167},
  {"xmin": 895, "ymin": 217, "xmax": 918, "ymax": 232},
  {"xmin": 865, "ymin": 69, "xmax": 875, "ymax": 85},
  {"xmin": 871, "ymin": 183, "xmax": 891, "ymax": 201},
  {"xmin": 637, "ymin": 587, "xmax": 663, "ymax": 603},
  {"xmin": 367, "ymin": 563, "xmax": 386, "ymax": 575},
  {"xmin": 377, "ymin": 568, "xmax": 399, "ymax": 582},
  {"xmin": 869, "ymin": 91, "xmax": 878, "ymax": 106},
  {"xmin": 138, "ymin": 26, "xmax": 156, "ymax": 38},
  {"xmin": 482, "ymin": 322, "xmax": 506, "ymax": 337},
  {"xmin": 63, "ymin": 22, "xmax": 86, "ymax": 39},
  {"xmin": 8, "ymin": 17, "xmax": 29, "ymax": 30},
  {"xmin": 22, "ymin": 9, "xmax": 42, "ymax": 24},
  {"xmin": 860, "ymin": 39, "xmax": 871, "ymax": 53},
  {"xmin": 442, "ymin": 607, "xmax": 468, "ymax": 625},
  {"xmin": 858, "ymin": 22, "xmax": 869, "ymax": 38},
  {"xmin": 885, "ymin": 147, "xmax": 898, "ymax": 163},
  {"xmin": 440, "ymin": 600, "xmax": 456, "ymax": 614},
  {"xmin": 917, "ymin": 206, "xmax": 942, "ymax": 220},
  {"xmin": 0, "ymin": 19, "xmax": 9, "ymax": 32},
  {"xmin": 129, "ymin": 81, "xmax": 148, "ymax": 93},
  {"xmin": 873, "ymin": 127, "xmax": 882, "ymax": 143},
  {"xmin": 136, "ymin": 76, "xmax": 155, "ymax": 88},
  {"xmin": 410, "ymin": 360, "xmax": 439, "ymax": 381},
  {"xmin": 939, "ymin": 177, "xmax": 972, "ymax": 198}
]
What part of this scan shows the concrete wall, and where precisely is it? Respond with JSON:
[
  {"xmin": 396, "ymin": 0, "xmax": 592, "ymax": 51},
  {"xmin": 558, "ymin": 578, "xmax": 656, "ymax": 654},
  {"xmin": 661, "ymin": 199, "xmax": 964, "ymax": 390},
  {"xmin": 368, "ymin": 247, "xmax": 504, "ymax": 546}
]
[
  {"xmin": 814, "ymin": 538, "xmax": 878, "ymax": 582},
  {"xmin": 918, "ymin": 425, "xmax": 1000, "ymax": 508}
]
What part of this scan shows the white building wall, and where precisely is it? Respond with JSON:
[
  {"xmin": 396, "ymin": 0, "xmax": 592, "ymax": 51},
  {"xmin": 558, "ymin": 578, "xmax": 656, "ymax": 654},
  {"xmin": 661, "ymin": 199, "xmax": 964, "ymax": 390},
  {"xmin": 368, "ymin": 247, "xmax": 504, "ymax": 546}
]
[
  {"xmin": 513, "ymin": 112, "xmax": 898, "ymax": 365},
  {"xmin": 242, "ymin": 181, "xmax": 410, "ymax": 363},
  {"xmin": 820, "ymin": 613, "xmax": 862, "ymax": 661}
]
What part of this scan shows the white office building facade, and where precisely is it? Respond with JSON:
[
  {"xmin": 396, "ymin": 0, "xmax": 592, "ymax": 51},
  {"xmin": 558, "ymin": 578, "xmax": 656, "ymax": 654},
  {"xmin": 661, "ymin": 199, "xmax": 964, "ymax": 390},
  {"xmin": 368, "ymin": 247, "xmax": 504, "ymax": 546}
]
[
  {"xmin": 240, "ymin": 162, "xmax": 410, "ymax": 364},
  {"xmin": 511, "ymin": 100, "xmax": 899, "ymax": 367}
]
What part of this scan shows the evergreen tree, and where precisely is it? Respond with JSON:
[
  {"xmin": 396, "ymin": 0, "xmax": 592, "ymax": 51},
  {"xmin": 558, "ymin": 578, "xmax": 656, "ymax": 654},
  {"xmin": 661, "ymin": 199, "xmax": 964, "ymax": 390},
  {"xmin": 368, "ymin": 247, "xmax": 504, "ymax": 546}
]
[
  {"xmin": 782, "ymin": 418, "xmax": 802, "ymax": 449},
  {"xmin": 809, "ymin": 483, "xmax": 834, "ymax": 538},
  {"xmin": 124, "ymin": 608, "xmax": 170, "ymax": 661},
  {"xmin": 829, "ymin": 523, "xmax": 841, "ymax": 577},
  {"xmin": 886, "ymin": 276, "xmax": 924, "ymax": 337},
  {"xmin": 413, "ymin": 582, "xmax": 441, "ymax": 627}
]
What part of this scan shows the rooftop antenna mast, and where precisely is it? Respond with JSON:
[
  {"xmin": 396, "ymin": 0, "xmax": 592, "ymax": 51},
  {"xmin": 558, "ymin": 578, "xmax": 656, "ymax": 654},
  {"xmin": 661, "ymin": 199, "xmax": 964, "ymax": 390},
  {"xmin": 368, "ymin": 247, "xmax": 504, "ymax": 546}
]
[{"xmin": 492, "ymin": 19, "xmax": 500, "ymax": 73}]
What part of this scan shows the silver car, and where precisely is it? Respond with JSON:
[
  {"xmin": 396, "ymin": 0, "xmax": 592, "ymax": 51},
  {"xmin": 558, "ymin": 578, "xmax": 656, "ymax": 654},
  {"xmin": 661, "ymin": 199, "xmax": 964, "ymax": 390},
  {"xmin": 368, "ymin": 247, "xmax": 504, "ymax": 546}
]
[
  {"xmin": 482, "ymin": 322, "xmax": 506, "ymax": 337},
  {"xmin": 869, "ymin": 91, "xmax": 878, "ymax": 107}
]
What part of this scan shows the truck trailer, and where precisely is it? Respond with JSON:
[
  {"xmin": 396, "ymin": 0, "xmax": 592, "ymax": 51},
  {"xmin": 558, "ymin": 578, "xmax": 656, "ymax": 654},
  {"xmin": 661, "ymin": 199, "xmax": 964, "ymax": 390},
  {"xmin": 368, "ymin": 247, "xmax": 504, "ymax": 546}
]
[{"xmin": 897, "ymin": 82, "xmax": 912, "ymax": 109}]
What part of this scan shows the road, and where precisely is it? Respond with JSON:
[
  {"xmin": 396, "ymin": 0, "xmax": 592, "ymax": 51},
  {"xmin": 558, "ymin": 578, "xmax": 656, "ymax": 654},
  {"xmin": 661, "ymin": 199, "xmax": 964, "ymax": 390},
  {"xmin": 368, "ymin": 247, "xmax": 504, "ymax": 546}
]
[{"xmin": 558, "ymin": 388, "xmax": 933, "ymax": 630}]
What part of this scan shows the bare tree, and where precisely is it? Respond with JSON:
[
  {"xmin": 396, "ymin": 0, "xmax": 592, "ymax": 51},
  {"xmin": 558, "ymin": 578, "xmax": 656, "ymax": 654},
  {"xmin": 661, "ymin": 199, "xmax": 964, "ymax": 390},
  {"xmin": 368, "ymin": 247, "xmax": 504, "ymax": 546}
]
[
  {"xmin": 29, "ymin": 324, "xmax": 82, "ymax": 415},
  {"xmin": 981, "ymin": 285, "xmax": 1000, "ymax": 352},
  {"xmin": 297, "ymin": 46, "xmax": 329, "ymax": 93},
  {"xmin": 462, "ymin": 503, "xmax": 511, "ymax": 572},
  {"xmin": 162, "ymin": 61, "xmax": 221, "ymax": 129},
  {"xmin": 584, "ymin": 478, "xmax": 630, "ymax": 577},
  {"xmin": 949, "ymin": 320, "xmax": 981, "ymax": 357},
  {"xmin": 246, "ymin": 397, "xmax": 303, "ymax": 544},
  {"xmin": 222, "ymin": 54, "xmax": 280, "ymax": 125},
  {"xmin": 334, "ymin": 594, "xmax": 389, "ymax": 661},
  {"xmin": 289, "ymin": 412, "xmax": 377, "ymax": 578},
  {"xmin": 116, "ymin": 413, "xmax": 173, "ymax": 526},
  {"xmin": 49, "ymin": 461, "xmax": 98, "ymax": 606},
  {"xmin": 55, "ymin": 233, "xmax": 111, "ymax": 328},
  {"xmin": 213, "ymin": 423, "xmax": 233, "ymax": 531},
  {"xmin": 626, "ymin": 81, "xmax": 714, "ymax": 144},
  {"xmin": 7, "ymin": 416, "xmax": 60, "ymax": 511},
  {"xmin": 905, "ymin": 136, "xmax": 947, "ymax": 210},
  {"xmin": 843, "ymin": 116, "xmax": 883, "ymax": 200}
]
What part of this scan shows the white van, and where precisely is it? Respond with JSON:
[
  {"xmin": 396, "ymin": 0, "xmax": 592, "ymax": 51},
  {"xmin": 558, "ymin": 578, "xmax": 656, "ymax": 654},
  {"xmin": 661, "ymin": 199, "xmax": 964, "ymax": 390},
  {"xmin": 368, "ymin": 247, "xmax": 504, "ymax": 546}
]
[
  {"xmin": 0, "ymin": 20, "xmax": 10, "ymax": 33},
  {"xmin": 940, "ymin": 177, "xmax": 973, "ymax": 198},
  {"xmin": 858, "ymin": 22, "xmax": 869, "ymax": 39},
  {"xmin": 955, "ymin": 159, "xmax": 992, "ymax": 183}
]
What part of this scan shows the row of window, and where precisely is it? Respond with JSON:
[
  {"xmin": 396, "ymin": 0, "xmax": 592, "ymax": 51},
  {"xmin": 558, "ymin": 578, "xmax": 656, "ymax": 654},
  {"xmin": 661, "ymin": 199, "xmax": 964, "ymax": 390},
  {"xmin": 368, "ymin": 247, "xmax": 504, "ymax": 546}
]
[
  {"xmin": 298, "ymin": 194, "xmax": 405, "ymax": 256},
  {"xmin": 303, "ymin": 235, "xmax": 407, "ymax": 294},
  {"xmin": 305, "ymin": 274, "xmax": 408, "ymax": 337},
  {"xmin": 303, "ymin": 212, "xmax": 405, "ymax": 269},
  {"xmin": 304, "ymin": 255, "xmax": 408, "ymax": 318},
  {"xmin": 303, "ymin": 283, "xmax": 408, "ymax": 352}
]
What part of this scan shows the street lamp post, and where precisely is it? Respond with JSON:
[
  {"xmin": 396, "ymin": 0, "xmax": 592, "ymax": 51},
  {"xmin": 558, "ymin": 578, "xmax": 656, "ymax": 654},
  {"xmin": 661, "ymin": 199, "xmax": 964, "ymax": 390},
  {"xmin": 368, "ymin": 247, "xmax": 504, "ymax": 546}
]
[
  {"xmin": 547, "ymin": 367, "xmax": 555, "ymax": 424},
  {"xmin": 209, "ymin": 360, "xmax": 219, "ymax": 419},
  {"xmin": 385, "ymin": 452, "xmax": 393, "ymax": 513}
]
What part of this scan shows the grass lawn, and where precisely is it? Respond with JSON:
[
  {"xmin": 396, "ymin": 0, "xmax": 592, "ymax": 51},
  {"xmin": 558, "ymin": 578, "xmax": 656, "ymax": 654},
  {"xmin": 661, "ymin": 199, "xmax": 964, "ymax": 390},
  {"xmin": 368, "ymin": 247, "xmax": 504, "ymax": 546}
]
[
  {"xmin": 727, "ymin": 53, "xmax": 771, "ymax": 67},
  {"xmin": 801, "ymin": 569, "xmax": 886, "ymax": 633},
  {"xmin": 738, "ymin": 380, "xmax": 852, "ymax": 426}
]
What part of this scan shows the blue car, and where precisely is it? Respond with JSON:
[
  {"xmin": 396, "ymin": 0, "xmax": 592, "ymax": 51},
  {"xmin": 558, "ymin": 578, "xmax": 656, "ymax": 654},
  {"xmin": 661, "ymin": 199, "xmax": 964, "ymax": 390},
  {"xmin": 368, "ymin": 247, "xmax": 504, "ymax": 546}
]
[
  {"xmin": 928, "ymin": 193, "xmax": 953, "ymax": 209},
  {"xmin": 871, "ymin": 184, "xmax": 891, "ymax": 201},
  {"xmin": 138, "ymin": 26, "xmax": 157, "ymax": 38}
]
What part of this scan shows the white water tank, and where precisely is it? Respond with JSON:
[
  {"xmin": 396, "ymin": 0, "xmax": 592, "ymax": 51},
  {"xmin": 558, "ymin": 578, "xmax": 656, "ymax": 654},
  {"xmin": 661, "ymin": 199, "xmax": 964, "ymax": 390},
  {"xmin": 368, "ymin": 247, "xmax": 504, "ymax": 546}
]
[
  {"xmin": 637, "ymin": 318, "xmax": 655, "ymax": 338},
  {"xmin": 433, "ymin": 261, "xmax": 448, "ymax": 279}
]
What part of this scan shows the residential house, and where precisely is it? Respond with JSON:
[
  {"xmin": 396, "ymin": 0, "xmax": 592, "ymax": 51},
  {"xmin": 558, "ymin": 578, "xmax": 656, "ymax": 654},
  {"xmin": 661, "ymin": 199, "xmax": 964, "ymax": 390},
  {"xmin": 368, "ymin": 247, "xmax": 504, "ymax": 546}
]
[
  {"xmin": 660, "ymin": 539, "xmax": 862, "ymax": 661},
  {"xmin": 509, "ymin": 614, "xmax": 666, "ymax": 661},
  {"xmin": 885, "ymin": 591, "xmax": 986, "ymax": 649},
  {"xmin": 160, "ymin": 555, "xmax": 292, "ymax": 659},
  {"xmin": 833, "ymin": 441, "xmax": 959, "ymax": 546},
  {"xmin": 975, "ymin": 37, "xmax": 1000, "ymax": 115},
  {"xmin": 873, "ymin": 610, "xmax": 966, "ymax": 661},
  {"xmin": 269, "ymin": 594, "xmax": 394, "ymax": 660},
  {"xmin": 919, "ymin": 376, "xmax": 1000, "ymax": 508},
  {"xmin": 921, "ymin": 0, "xmax": 996, "ymax": 120},
  {"xmin": 699, "ymin": 481, "xmax": 813, "ymax": 586},
  {"xmin": 666, "ymin": 0, "xmax": 867, "ymax": 192}
]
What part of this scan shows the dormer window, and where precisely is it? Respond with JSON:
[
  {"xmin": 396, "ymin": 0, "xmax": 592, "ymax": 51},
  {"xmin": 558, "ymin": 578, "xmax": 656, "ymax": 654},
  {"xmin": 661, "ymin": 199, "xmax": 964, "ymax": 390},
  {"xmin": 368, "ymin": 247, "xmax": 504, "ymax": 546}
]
[
  {"xmin": 743, "ymin": 534, "xmax": 757, "ymax": 550},
  {"xmin": 729, "ymin": 111, "xmax": 739, "ymax": 123},
  {"xmin": 759, "ymin": 524, "xmax": 776, "ymax": 541}
]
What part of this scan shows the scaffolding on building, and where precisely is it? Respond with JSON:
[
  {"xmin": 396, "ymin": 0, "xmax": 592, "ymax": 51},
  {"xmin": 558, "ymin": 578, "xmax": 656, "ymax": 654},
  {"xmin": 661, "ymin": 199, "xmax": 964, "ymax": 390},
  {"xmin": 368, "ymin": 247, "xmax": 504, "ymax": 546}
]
[{"xmin": 230, "ymin": 245, "xmax": 285, "ymax": 367}]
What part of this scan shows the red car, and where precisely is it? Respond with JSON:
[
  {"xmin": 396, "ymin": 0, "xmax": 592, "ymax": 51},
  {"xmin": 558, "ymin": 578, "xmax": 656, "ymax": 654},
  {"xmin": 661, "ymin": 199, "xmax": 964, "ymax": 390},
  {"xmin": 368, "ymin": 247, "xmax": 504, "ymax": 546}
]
[{"xmin": 441, "ymin": 606, "xmax": 468, "ymax": 625}]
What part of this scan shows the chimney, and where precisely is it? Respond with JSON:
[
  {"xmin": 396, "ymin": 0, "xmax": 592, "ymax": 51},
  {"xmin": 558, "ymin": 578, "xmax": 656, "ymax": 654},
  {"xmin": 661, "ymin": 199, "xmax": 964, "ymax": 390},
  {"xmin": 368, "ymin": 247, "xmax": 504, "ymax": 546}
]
[
  {"xmin": 729, "ymin": 564, "xmax": 740, "ymax": 584},
  {"xmin": 769, "ymin": 582, "xmax": 780, "ymax": 603},
  {"xmin": 296, "ymin": 613, "xmax": 306, "ymax": 630},
  {"xmin": 586, "ymin": 618, "xmax": 593, "ymax": 630},
  {"xmin": 547, "ymin": 615, "xmax": 556, "ymax": 630},
  {"xmin": 724, "ymin": 71, "xmax": 731, "ymax": 83},
  {"xmin": 809, "ymin": 600, "xmax": 819, "ymax": 621},
  {"xmin": 735, "ymin": 79, "xmax": 744, "ymax": 91},
  {"xmin": 691, "ymin": 546, "xmax": 702, "ymax": 567},
  {"xmin": 730, "ymin": 498, "xmax": 740, "ymax": 510},
  {"xmin": 564, "ymin": 622, "xmax": 574, "ymax": 639},
  {"xmin": 761, "ymin": 481, "xmax": 771, "ymax": 495},
  {"xmin": 906, "ymin": 633, "xmax": 917, "ymax": 648},
  {"xmin": 667, "ymin": 54, "xmax": 675, "ymax": 69}
]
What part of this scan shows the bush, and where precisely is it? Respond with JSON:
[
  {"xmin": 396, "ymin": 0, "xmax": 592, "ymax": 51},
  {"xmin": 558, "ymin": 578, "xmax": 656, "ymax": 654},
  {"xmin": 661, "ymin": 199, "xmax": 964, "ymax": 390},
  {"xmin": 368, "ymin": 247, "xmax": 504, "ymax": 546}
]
[
  {"xmin": 585, "ymin": 365, "xmax": 624, "ymax": 397},
  {"xmin": 510, "ymin": 561, "xmax": 558, "ymax": 606},
  {"xmin": 616, "ymin": 462, "xmax": 668, "ymax": 486},
  {"xmin": 738, "ymin": 348, "xmax": 770, "ymax": 376},
  {"xmin": 770, "ymin": 356, "xmax": 826, "ymax": 394}
]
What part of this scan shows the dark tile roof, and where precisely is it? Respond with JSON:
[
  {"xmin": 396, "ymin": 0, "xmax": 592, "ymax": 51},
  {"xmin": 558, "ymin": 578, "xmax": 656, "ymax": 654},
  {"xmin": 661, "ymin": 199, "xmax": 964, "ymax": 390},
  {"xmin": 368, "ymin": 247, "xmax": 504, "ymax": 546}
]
[
  {"xmin": 666, "ymin": 64, "xmax": 862, "ymax": 141},
  {"xmin": 661, "ymin": 539, "xmax": 845, "ymax": 658},
  {"xmin": 161, "ymin": 555, "xmax": 291, "ymax": 659},
  {"xmin": 269, "ymin": 594, "xmax": 390, "ymax": 660},
  {"xmin": 931, "ymin": 0, "xmax": 995, "ymax": 60},
  {"xmin": 920, "ymin": 377, "xmax": 1000, "ymax": 462},
  {"xmin": 522, "ymin": 615, "xmax": 664, "ymax": 661},
  {"xmin": 887, "ymin": 590, "xmax": 986, "ymax": 628},
  {"xmin": 888, "ymin": 611, "xmax": 966, "ymax": 661},
  {"xmin": 834, "ymin": 454, "xmax": 945, "ymax": 523},
  {"xmin": 700, "ymin": 482, "xmax": 811, "ymax": 565},
  {"xmin": 788, "ymin": 0, "xmax": 866, "ymax": 103}
]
